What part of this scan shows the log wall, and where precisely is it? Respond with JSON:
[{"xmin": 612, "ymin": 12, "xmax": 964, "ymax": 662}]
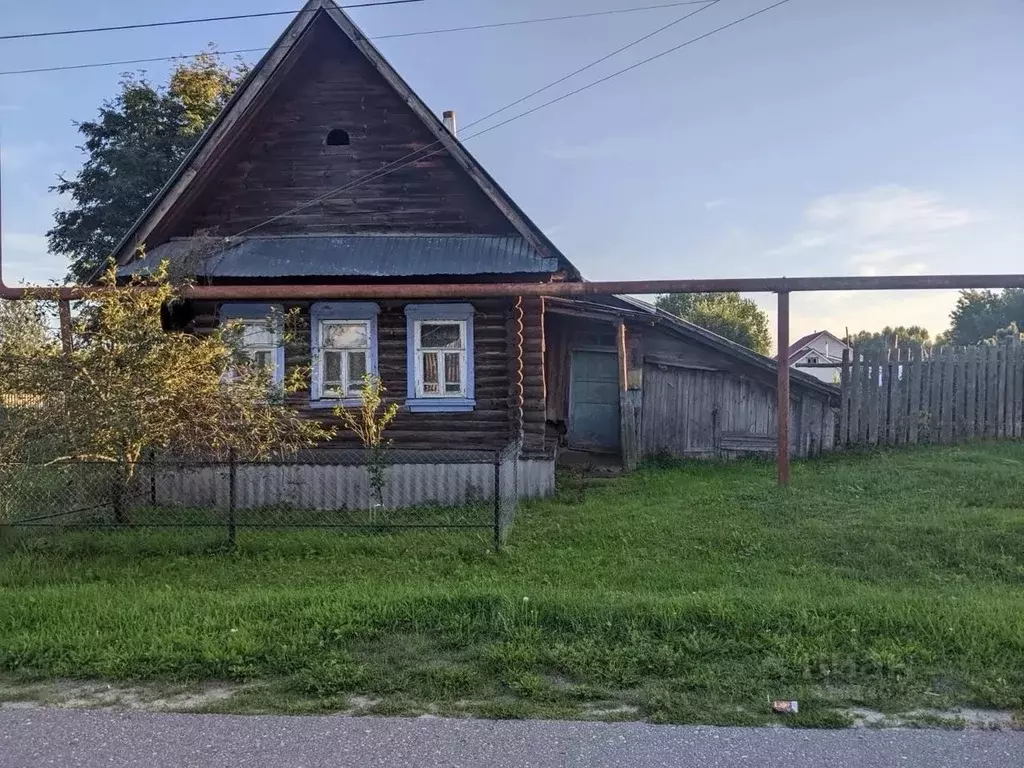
[{"xmin": 192, "ymin": 297, "xmax": 548, "ymax": 455}]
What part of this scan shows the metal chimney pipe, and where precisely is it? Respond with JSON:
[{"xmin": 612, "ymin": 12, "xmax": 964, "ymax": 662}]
[{"xmin": 442, "ymin": 109, "xmax": 457, "ymax": 137}]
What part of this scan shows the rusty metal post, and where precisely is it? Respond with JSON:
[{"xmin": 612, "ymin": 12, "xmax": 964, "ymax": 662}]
[
  {"xmin": 777, "ymin": 291, "xmax": 791, "ymax": 487},
  {"xmin": 58, "ymin": 299, "xmax": 73, "ymax": 354}
]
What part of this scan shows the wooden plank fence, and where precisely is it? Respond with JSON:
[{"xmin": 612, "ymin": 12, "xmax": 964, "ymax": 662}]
[{"xmin": 838, "ymin": 338, "xmax": 1024, "ymax": 447}]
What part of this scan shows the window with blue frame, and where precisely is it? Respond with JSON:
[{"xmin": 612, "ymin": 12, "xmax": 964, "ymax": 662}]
[
  {"xmin": 405, "ymin": 304, "xmax": 475, "ymax": 413},
  {"xmin": 219, "ymin": 303, "xmax": 285, "ymax": 386},
  {"xmin": 310, "ymin": 302, "xmax": 379, "ymax": 408}
]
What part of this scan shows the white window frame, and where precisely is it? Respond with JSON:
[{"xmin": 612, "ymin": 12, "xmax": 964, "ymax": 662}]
[
  {"xmin": 413, "ymin": 319, "xmax": 468, "ymax": 399},
  {"xmin": 405, "ymin": 303, "xmax": 475, "ymax": 414},
  {"xmin": 319, "ymin": 319, "xmax": 372, "ymax": 400},
  {"xmin": 310, "ymin": 302, "xmax": 379, "ymax": 409},
  {"xmin": 219, "ymin": 303, "xmax": 284, "ymax": 386}
]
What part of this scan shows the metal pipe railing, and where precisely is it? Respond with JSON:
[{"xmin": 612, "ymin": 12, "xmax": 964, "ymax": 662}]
[{"xmin": 2, "ymin": 273, "xmax": 1024, "ymax": 300}]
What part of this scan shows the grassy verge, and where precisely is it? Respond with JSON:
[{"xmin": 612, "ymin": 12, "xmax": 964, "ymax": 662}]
[{"xmin": 2, "ymin": 442, "xmax": 1024, "ymax": 726}]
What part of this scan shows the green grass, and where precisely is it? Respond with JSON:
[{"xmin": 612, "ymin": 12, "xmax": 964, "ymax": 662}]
[{"xmin": 2, "ymin": 442, "xmax": 1024, "ymax": 726}]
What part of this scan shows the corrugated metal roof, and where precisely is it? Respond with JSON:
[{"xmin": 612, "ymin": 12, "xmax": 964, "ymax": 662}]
[{"xmin": 118, "ymin": 235, "xmax": 559, "ymax": 279}]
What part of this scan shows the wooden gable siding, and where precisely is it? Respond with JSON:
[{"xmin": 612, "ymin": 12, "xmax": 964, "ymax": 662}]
[
  {"xmin": 163, "ymin": 17, "xmax": 517, "ymax": 243},
  {"xmin": 191, "ymin": 296, "xmax": 547, "ymax": 455}
]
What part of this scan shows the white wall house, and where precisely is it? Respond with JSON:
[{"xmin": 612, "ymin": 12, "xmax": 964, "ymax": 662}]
[{"xmin": 779, "ymin": 330, "xmax": 851, "ymax": 384}]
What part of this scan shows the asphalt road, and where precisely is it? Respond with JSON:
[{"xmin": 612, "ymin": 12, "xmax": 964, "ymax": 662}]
[{"xmin": 1, "ymin": 709, "xmax": 1021, "ymax": 768}]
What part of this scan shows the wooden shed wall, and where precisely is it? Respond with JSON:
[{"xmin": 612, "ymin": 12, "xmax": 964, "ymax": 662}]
[
  {"xmin": 159, "ymin": 16, "xmax": 518, "ymax": 243},
  {"xmin": 544, "ymin": 313, "xmax": 836, "ymax": 461},
  {"xmin": 191, "ymin": 297, "xmax": 547, "ymax": 456},
  {"xmin": 640, "ymin": 325, "xmax": 835, "ymax": 459},
  {"xmin": 641, "ymin": 363, "xmax": 835, "ymax": 459}
]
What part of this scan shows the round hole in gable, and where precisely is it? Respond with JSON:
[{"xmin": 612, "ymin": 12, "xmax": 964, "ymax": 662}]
[{"xmin": 325, "ymin": 129, "xmax": 350, "ymax": 146}]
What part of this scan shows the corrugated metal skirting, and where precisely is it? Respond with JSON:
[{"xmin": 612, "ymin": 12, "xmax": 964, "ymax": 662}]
[{"xmin": 150, "ymin": 459, "xmax": 554, "ymax": 510}]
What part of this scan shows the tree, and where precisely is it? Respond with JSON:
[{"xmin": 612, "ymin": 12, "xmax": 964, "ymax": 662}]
[
  {"xmin": 0, "ymin": 299, "xmax": 52, "ymax": 357},
  {"xmin": 48, "ymin": 53, "xmax": 247, "ymax": 283},
  {"xmin": 0, "ymin": 264, "xmax": 332, "ymax": 523},
  {"xmin": 655, "ymin": 292, "xmax": 772, "ymax": 355},
  {"xmin": 849, "ymin": 325, "xmax": 932, "ymax": 356},
  {"xmin": 336, "ymin": 374, "xmax": 399, "ymax": 512},
  {"xmin": 946, "ymin": 289, "xmax": 1024, "ymax": 346}
]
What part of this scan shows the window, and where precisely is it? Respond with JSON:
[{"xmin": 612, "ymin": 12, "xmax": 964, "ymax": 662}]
[
  {"xmin": 311, "ymin": 302, "xmax": 379, "ymax": 408},
  {"xmin": 405, "ymin": 304, "xmax": 475, "ymax": 413},
  {"xmin": 807, "ymin": 355, "xmax": 819, "ymax": 364},
  {"xmin": 241, "ymin": 321, "xmax": 279, "ymax": 371},
  {"xmin": 416, "ymin": 321, "xmax": 466, "ymax": 397},
  {"xmin": 219, "ymin": 303, "xmax": 284, "ymax": 385},
  {"xmin": 325, "ymin": 128, "xmax": 350, "ymax": 146},
  {"xmin": 321, "ymin": 321, "xmax": 370, "ymax": 398}
]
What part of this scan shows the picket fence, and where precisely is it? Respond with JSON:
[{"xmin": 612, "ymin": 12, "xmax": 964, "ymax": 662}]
[{"xmin": 837, "ymin": 339, "xmax": 1024, "ymax": 447}]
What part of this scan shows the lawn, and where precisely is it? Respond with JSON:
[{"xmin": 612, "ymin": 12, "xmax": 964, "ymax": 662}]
[{"xmin": 2, "ymin": 442, "xmax": 1023, "ymax": 727}]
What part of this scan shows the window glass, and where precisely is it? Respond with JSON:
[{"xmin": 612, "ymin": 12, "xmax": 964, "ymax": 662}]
[
  {"xmin": 444, "ymin": 353, "xmax": 461, "ymax": 393},
  {"xmin": 323, "ymin": 322, "xmax": 368, "ymax": 348},
  {"xmin": 347, "ymin": 351, "xmax": 367, "ymax": 392},
  {"xmin": 228, "ymin": 316, "xmax": 280, "ymax": 384},
  {"xmin": 241, "ymin": 322, "xmax": 276, "ymax": 348},
  {"xmin": 420, "ymin": 323, "xmax": 462, "ymax": 349},
  {"xmin": 324, "ymin": 351, "xmax": 342, "ymax": 383},
  {"xmin": 422, "ymin": 353, "xmax": 440, "ymax": 394}
]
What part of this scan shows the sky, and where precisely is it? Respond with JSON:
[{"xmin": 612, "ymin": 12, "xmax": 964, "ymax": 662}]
[{"xmin": 1, "ymin": 0, "xmax": 1022, "ymax": 342}]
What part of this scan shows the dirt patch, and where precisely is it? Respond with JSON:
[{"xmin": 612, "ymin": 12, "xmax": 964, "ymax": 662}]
[
  {"xmin": 345, "ymin": 695, "xmax": 381, "ymax": 714},
  {"xmin": 583, "ymin": 703, "xmax": 640, "ymax": 718},
  {"xmin": 0, "ymin": 680, "xmax": 244, "ymax": 712},
  {"xmin": 849, "ymin": 706, "xmax": 1021, "ymax": 730}
]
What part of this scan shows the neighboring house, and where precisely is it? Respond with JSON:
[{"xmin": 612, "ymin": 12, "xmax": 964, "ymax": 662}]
[
  {"xmin": 779, "ymin": 330, "xmax": 851, "ymax": 384},
  {"xmin": 110, "ymin": 0, "xmax": 838, "ymax": 504}
]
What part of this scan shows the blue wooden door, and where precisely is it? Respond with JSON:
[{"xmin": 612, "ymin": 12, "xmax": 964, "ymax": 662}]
[{"xmin": 569, "ymin": 350, "xmax": 621, "ymax": 452}]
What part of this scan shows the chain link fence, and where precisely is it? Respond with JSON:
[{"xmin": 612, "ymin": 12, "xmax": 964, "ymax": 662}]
[{"xmin": 1, "ymin": 444, "xmax": 521, "ymax": 552}]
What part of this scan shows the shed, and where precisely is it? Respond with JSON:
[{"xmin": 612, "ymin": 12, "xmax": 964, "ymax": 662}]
[{"xmin": 544, "ymin": 297, "xmax": 840, "ymax": 468}]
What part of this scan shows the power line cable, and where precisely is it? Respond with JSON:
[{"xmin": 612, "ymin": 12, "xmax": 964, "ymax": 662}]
[
  {"xmin": 232, "ymin": 0, "xmax": 725, "ymax": 237},
  {"xmin": 0, "ymin": 2, "xmax": 717, "ymax": 77},
  {"xmin": 0, "ymin": 0, "xmax": 424, "ymax": 42},
  {"xmin": 235, "ymin": 0, "xmax": 792, "ymax": 239}
]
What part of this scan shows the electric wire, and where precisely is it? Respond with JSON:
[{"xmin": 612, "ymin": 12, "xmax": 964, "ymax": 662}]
[{"xmin": 230, "ymin": 0, "xmax": 725, "ymax": 237}]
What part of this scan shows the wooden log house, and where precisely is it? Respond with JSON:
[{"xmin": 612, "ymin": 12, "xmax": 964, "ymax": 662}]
[{"xmin": 110, "ymin": 0, "xmax": 838, "ymax": 505}]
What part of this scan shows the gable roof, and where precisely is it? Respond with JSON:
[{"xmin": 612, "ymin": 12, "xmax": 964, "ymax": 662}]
[
  {"xmin": 778, "ymin": 330, "xmax": 849, "ymax": 363},
  {"xmin": 106, "ymin": 0, "xmax": 580, "ymax": 282}
]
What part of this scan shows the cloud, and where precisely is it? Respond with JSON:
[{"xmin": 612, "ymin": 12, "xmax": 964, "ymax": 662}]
[
  {"xmin": 703, "ymin": 199, "xmax": 725, "ymax": 211},
  {"xmin": 759, "ymin": 290, "xmax": 960, "ymax": 343},
  {"xmin": 754, "ymin": 186, "xmax": 986, "ymax": 340},
  {"xmin": 768, "ymin": 185, "xmax": 980, "ymax": 276}
]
